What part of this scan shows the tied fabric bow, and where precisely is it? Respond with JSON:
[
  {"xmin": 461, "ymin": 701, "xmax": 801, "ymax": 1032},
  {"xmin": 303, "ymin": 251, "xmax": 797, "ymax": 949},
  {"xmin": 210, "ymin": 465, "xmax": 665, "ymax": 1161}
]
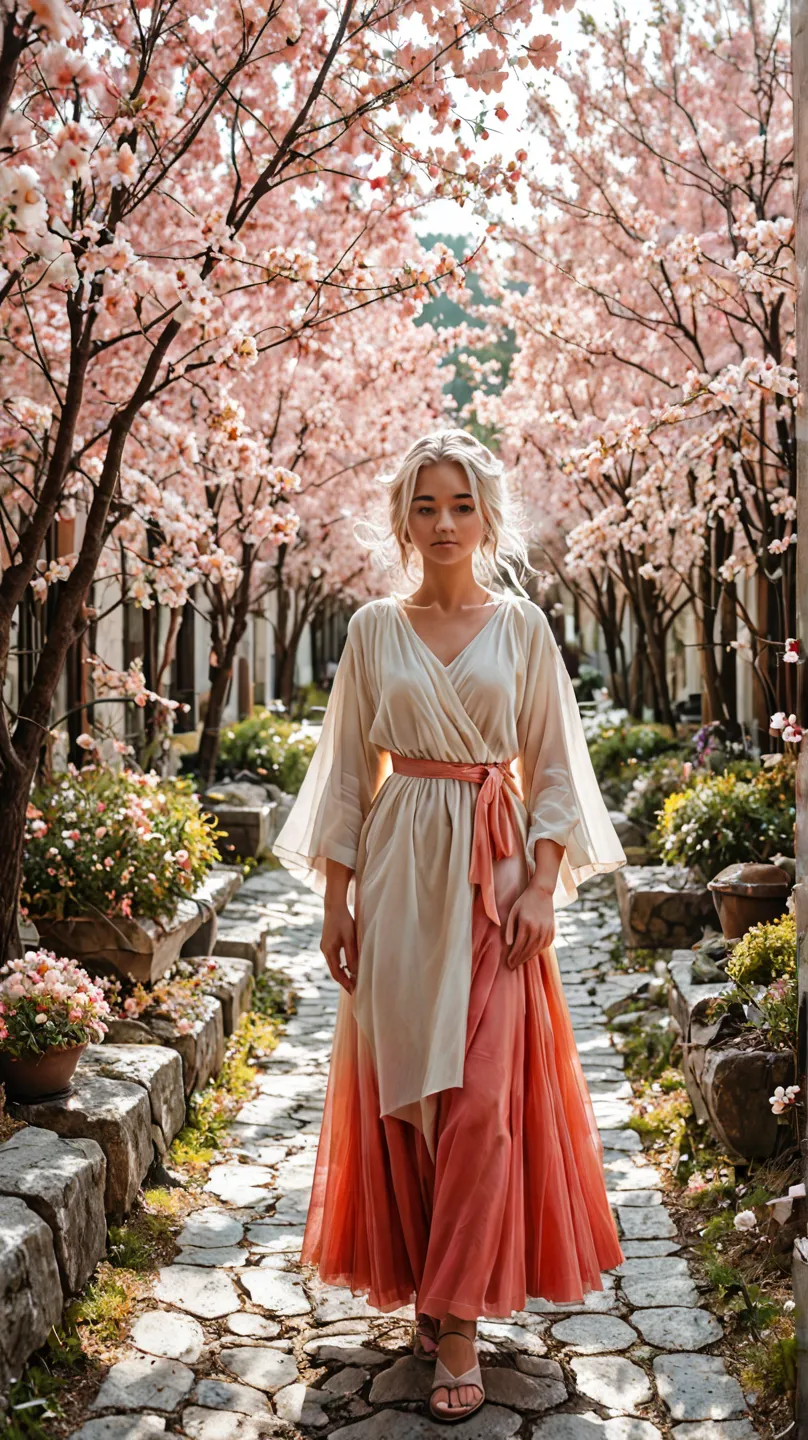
[
  {"xmin": 468, "ymin": 762, "xmax": 519, "ymax": 925},
  {"xmin": 388, "ymin": 755, "xmax": 521, "ymax": 927}
]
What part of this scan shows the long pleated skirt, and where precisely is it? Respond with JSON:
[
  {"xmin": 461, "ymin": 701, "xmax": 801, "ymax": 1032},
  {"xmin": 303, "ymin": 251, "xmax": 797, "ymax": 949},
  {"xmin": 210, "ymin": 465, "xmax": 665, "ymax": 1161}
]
[{"xmin": 301, "ymin": 889, "xmax": 625, "ymax": 1320}]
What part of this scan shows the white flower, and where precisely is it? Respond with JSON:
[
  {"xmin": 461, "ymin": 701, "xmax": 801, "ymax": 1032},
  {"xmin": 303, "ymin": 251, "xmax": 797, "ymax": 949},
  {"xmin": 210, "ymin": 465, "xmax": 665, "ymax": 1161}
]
[
  {"xmin": 76, "ymin": 732, "xmax": 95, "ymax": 750},
  {"xmin": 733, "ymin": 1210, "xmax": 758, "ymax": 1232}
]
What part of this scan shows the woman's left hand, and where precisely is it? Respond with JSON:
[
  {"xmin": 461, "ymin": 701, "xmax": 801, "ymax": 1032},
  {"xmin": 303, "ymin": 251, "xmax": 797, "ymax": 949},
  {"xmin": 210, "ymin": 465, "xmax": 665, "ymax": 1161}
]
[{"xmin": 504, "ymin": 884, "xmax": 555, "ymax": 970}]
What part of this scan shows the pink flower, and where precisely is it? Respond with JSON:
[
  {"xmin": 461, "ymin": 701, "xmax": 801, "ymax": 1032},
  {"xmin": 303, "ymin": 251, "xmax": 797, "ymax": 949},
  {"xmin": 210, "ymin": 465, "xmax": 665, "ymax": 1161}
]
[
  {"xmin": 784, "ymin": 638, "xmax": 800, "ymax": 664},
  {"xmin": 76, "ymin": 732, "xmax": 96, "ymax": 749}
]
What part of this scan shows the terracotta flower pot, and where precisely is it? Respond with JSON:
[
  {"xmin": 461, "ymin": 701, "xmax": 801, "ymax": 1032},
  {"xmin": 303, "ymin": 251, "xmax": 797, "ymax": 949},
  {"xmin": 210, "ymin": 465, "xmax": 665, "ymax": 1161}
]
[
  {"xmin": 707, "ymin": 862, "xmax": 791, "ymax": 942},
  {"xmin": 0, "ymin": 1042, "xmax": 87, "ymax": 1103}
]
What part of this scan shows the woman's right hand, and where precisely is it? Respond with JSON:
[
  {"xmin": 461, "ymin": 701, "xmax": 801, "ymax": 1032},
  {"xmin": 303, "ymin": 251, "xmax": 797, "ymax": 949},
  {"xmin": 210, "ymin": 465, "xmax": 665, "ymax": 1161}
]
[{"xmin": 320, "ymin": 901, "xmax": 359, "ymax": 994}]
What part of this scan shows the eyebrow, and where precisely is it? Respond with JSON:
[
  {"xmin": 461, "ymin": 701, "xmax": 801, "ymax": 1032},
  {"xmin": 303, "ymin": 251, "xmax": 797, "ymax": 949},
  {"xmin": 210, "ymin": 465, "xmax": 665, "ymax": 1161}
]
[{"xmin": 412, "ymin": 492, "xmax": 474, "ymax": 502}]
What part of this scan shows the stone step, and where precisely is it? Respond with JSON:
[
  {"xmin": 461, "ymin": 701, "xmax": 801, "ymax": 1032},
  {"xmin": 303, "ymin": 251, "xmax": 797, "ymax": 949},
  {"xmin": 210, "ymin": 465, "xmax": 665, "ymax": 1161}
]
[
  {"xmin": 80, "ymin": 1044, "xmax": 185, "ymax": 1158},
  {"xmin": 0, "ymin": 1126, "xmax": 106, "ymax": 1295},
  {"xmin": 0, "ymin": 1195, "xmax": 62, "ymax": 1390},
  {"xmin": 11, "ymin": 1072, "xmax": 153, "ymax": 1219}
]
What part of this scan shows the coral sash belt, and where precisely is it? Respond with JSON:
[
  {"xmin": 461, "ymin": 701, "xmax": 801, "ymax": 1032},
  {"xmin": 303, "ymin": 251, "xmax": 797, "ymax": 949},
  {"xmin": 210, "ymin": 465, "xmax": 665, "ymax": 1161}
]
[{"xmin": 389, "ymin": 754, "xmax": 521, "ymax": 927}]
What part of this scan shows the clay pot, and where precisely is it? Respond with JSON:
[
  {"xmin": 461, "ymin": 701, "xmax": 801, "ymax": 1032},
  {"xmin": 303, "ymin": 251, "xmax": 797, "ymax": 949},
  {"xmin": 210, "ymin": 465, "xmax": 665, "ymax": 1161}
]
[
  {"xmin": 707, "ymin": 861, "xmax": 791, "ymax": 942},
  {"xmin": 0, "ymin": 1042, "xmax": 87, "ymax": 1103}
]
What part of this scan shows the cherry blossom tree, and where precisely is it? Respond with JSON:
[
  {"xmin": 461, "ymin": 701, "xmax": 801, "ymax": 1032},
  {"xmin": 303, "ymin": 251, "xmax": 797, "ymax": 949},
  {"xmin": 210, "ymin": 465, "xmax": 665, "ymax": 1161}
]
[
  {"xmin": 472, "ymin": 0, "xmax": 794, "ymax": 726},
  {"xmin": 0, "ymin": 0, "xmax": 577, "ymax": 958}
]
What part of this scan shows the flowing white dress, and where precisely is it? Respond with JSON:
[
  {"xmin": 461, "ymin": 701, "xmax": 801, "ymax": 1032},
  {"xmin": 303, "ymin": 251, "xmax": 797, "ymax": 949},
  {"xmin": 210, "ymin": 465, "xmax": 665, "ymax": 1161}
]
[{"xmin": 274, "ymin": 592, "xmax": 627, "ymax": 1317}]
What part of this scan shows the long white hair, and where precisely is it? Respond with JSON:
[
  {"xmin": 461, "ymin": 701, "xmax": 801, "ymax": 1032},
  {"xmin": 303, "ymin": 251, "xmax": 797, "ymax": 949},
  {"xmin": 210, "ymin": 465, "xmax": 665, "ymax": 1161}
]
[{"xmin": 358, "ymin": 428, "xmax": 532, "ymax": 591}]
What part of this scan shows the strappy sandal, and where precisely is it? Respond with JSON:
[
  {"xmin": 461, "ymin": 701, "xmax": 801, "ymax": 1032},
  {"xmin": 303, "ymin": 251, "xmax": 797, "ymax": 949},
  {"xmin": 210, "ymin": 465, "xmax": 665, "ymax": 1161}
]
[
  {"xmin": 412, "ymin": 1312, "xmax": 439, "ymax": 1359},
  {"xmin": 429, "ymin": 1329, "xmax": 485, "ymax": 1424}
]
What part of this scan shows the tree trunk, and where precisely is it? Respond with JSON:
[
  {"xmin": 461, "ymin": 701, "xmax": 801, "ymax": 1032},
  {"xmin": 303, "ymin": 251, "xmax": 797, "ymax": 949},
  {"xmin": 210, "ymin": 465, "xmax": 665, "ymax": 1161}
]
[
  {"xmin": 198, "ymin": 658, "xmax": 233, "ymax": 787},
  {"xmin": 0, "ymin": 763, "xmax": 35, "ymax": 964}
]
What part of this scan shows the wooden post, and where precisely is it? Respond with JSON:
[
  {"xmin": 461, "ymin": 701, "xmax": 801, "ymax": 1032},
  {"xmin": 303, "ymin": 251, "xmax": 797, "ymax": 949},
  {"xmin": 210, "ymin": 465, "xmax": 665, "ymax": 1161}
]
[{"xmin": 792, "ymin": 3, "xmax": 808, "ymax": 1432}]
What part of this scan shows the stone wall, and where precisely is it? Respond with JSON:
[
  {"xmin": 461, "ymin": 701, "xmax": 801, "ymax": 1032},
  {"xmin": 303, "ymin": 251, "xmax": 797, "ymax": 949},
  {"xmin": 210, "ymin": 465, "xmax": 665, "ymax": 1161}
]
[{"xmin": 0, "ymin": 859, "xmax": 277, "ymax": 1392}]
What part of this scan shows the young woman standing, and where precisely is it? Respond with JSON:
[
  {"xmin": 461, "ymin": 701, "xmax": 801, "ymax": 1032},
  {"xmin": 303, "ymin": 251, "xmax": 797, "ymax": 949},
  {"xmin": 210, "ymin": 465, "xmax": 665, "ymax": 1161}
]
[{"xmin": 273, "ymin": 429, "xmax": 626, "ymax": 1424}]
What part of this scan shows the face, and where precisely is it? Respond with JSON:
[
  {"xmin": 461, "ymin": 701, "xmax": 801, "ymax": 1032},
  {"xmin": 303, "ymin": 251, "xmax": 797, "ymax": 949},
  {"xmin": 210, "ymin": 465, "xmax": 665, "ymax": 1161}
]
[{"xmin": 405, "ymin": 459, "xmax": 485, "ymax": 566}]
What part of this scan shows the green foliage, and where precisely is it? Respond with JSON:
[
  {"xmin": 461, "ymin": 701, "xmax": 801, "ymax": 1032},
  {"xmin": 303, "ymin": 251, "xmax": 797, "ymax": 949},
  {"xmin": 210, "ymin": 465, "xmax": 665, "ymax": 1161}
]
[
  {"xmin": 727, "ymin": 914, "xmax": 796, "ymax": 987},
  {"xmin": 217, "ymin": 709, "xmax": 317, "ymax": 793},
  {"xmin": 4, "ymin": 1364, "xmax": 70, "ymax": 1440},
  {"xmin": 657, "ymin": 758, "xmax": 796, "ymax": 877},
  {"xmin": 623, "ymin": 753, "xmax": 697, "ymax": 848},
  {"xmin": 293, "ymin": 683, "xmax": 330, "ymax": 719},
  {"xmin": 22, "ymin": 768, "xmax": 219, "ymax": 923},
  {"xmin": 588, "ymin": 720, "xmax": 680, "ymax": 794},
  {"xmin": 741, "ymin": 1331, "xmax": 797, "ymax": 1397}
]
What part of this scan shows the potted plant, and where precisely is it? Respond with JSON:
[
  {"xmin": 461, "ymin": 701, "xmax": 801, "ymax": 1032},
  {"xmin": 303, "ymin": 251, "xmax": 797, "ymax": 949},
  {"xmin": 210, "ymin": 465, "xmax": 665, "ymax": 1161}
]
[
  {"xmin": 0, "ymin": 949, "xmax": 111, "ymax": 1101},
  {"xmin": 21, "ymin": 765, "xmax": 221, "ymax": 983}
]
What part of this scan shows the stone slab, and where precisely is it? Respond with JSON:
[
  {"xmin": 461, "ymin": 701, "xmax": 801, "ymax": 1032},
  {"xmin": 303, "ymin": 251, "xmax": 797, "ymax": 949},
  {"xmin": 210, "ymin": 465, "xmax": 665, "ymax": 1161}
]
[
  {"xmin": 90, "ymin": 1356, "xmax": 194, "ymax": 1412},
  {"xmin": 68, "ymin": 1420, "xmax": 167, "ymax": 1440},
  {"xmin": 220, "ymin": 1346, "xmax": 299, "ymax": 1391},
  {"xmin": 193, "ymin": 1379, "xmax": 273, "ymax": 1416},
  {"xmin": 227, "ymin": 1313, "xmax": 281, "ymax": 1339},
  {"xmin": 214, "ymin": 922, "xmax": 269, "ymax": 977},
  {"xmin": 80, "ymin": 1044, "xmax": 185, "ymax": 1156},
  {"xmin": 154, "ymin": 1264, "xmax": 241, "ymax": 1318},
  {"xmin": 329, "ymin": 1407, "xmax": 522, "ymax": 1438},
  {"xmin": 239, "ymin": 1270, "xmax": 310, "ymax": 1315},
  {"xmin": 0, "ymin": 1125, "xmax": 106, "ymax": 1293},
  {"xmin": 205, "ymin": 1163, "xmax": 275, "ymax": 1207},
  {"xmin": 177, "ymin": 1246, "xmax": 246, "ymax": 1268},
  {"xmin": 550, "ymin": 1313, "xmax": 637, "ymax": 1352},
  {"xmin": 170, "ymin": 1407, "xmax": 281, "ymax": 1439},
  {"xmin": 653, "ymin": 1354, "xmax": 748, "ymax": 1421},
  {"xmin": 10, "ymin": 1073, "xmax": 152, "ymax": 1218},
  {"xmin": 131, "ymin": 1310, "xmax": 204, "ymax": 1363},
  {"xmin": 149, "ymin": 995, "xmax": 225, "ymax": 1098},
  {"xmin": 202, "ymin": 957, "xmax": 254, "ymax": 1036},
  {"xmin": 633, "ymin": 1307, "xmax": 722, "ymax": 1350},
  {"xmin": 570, "ymin": 1355, "xmax": 653, "ymax": 1412},
  {"xmin": 0, "ymin": 1194, "xmax": 62, "ymax": 1389},
  {"xmin": 179, "ymin": 1209, "xmax": 245, "ymax": 1248},
  {"xmin": 671, "ymin": 1426, "xmax": 758, "ymax": 1440}
]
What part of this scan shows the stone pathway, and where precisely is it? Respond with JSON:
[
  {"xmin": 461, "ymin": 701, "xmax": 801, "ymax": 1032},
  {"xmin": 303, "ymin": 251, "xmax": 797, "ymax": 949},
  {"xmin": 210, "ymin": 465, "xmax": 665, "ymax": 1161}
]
[{"xmin": 71, "ymin": 869, "xmax": 761, "ymax": 1440}]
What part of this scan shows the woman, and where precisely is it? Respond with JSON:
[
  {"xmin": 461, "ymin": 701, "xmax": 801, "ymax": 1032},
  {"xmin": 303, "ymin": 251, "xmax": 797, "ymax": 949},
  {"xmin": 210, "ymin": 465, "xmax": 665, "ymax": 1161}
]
[{"xmin": 273, "ymin": 429, "xmax": 626, "ymax": 1424}]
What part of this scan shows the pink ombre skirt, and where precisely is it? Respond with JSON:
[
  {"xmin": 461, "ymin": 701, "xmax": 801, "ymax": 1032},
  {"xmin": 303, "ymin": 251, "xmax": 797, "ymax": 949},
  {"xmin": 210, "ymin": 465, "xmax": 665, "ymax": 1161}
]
[{"xmin": 301, "ymin": 888, "xmax": 625, "ymax": 1320}]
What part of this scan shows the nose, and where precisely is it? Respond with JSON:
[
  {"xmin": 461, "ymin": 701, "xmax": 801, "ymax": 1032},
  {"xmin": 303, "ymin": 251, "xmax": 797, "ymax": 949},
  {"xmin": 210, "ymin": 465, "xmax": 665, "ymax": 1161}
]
[{"xmin": 435, "ymin": 507, "xmax": 455, "ymax": 534}]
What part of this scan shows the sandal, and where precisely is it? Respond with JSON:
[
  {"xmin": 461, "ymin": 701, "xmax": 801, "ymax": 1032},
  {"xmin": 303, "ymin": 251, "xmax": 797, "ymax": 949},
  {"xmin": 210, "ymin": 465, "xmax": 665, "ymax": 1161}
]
[
  {"xmin": 429, "ymin": 1329, "xmax": 485, "ymax": 1424},
  {"xmin": 412, "ymin": 1312, "xmax": 439, "ymax": 1360}
]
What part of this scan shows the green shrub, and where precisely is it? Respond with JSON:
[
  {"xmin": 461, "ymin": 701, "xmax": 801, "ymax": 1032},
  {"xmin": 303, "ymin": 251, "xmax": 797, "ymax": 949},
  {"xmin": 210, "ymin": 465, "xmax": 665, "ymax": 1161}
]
[
  {"xmin": 656, "ymin": 758, "xmax": 796, "ymax": 878},
  {"xmin": 22, "ymin": 768, "xmax": 219, "ymax": 923},
  {"xmin": 727, "ymin": 914, "xmax": 796, "ymax": 987},
  {"xmin": 588, "ymin": 721, "xmax": 679, "ymax": 782},
  {"xmin": 623, "ymin": 754, "xmax": 696, "ymax": 847},
  {"xmin": 218, "ymin": 710, "xmax": 317, "ymax": 793}
]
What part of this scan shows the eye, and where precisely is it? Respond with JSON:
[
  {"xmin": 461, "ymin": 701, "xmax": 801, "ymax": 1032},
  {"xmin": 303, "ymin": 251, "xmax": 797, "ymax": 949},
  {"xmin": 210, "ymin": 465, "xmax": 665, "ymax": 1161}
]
[
  {"xmin": 456, "ymin": 504, "xmax": 475, "ymax": 514},
  {"xmin": 416, "ymin": 505, "xmax": 434, "ymax": 515}
]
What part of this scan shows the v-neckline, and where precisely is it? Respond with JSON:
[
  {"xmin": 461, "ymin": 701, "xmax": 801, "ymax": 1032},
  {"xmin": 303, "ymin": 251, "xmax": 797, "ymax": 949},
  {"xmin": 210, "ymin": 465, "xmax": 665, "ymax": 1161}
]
[{"xmin": 393, "ymin": 592, "xmax": 510, "ymax": 670}]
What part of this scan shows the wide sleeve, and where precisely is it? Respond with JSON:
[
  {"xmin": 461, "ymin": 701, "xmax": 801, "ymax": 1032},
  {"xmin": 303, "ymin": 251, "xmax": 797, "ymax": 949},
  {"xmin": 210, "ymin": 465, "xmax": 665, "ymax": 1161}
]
[
  {"xmin": 271, "ymin": 617, "xmax": 385, "ymax": 903},
  {"xmin": 516, "ymin": 602, "xmax": 626, "ymax": 908}
]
